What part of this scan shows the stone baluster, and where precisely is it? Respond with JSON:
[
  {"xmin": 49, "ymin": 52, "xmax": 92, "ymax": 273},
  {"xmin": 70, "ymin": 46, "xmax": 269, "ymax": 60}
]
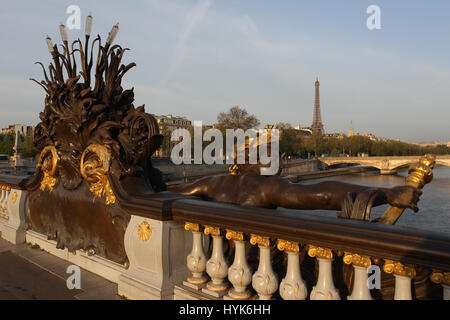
[
  {"xmin": 1, "ymin": 186, "xmax": 11, "ymax": 214},
  {"xmin": 183, "ymin": 222, "xmax": 208, "ymax": 290},
  {"xmin": 430, "ymin": 271, "xmax": 450, "ymax": 300},
  {"xmin": 0, "ymin": 188, "xmax": 27, "ymax": 244},
  {"xmin": 343, "ymin": 252, "xmax": 373, "ymax": 300},
  {"xmin": 0, "ymin": 188, "xmax": 5, "ymax": 212},
  {"xmin": 224, "ymin": 230, "xmax": 253, "ymax": 300},
  {"xmin": 383, "ymin": 259, "xmax": 416, "ymax": 300},
  {"xmin": 277, "ymin": 239, "xmax": 307, "ymax": 300},
  {"xmin": 307, "ymin": 245, "xmax": 340, "ymax": 300},
  {"xmin": 250, "ymin": 234, "xmax": 278, "ymax": 300},
  {"xmin": 202, "ymin": 225, "xmax": 229, "ymax": 297}
]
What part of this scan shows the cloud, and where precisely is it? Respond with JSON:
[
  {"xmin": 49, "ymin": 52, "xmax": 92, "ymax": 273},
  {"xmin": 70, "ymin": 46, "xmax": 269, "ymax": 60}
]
[{"xmin": 160, "ymin": 0, "xmax": 213, "ymax": 86}]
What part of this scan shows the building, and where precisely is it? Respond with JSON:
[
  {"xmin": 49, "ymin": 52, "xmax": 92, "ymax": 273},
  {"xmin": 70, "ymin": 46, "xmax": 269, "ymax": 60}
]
[
  {"xmin": 152, "ymin": 114, "xmax": 192, "ymax": 157},
  {"xmin": 264, "ymin": 124, "xmax": 312, "ymax": 136},
  {"xmin": 153, "ymin": 114, "xmax": 192, "ymax": 133},
  {"xmin": 310, "ymin": 77, "xmax": 325, "ymax": 134},
  {"xmin": 363, "ymin": 133, "xmax": 378, "ymax": 141},
  {"xmin": 1, "ymin": 124, "xmax": 35, "ymax": 136}
]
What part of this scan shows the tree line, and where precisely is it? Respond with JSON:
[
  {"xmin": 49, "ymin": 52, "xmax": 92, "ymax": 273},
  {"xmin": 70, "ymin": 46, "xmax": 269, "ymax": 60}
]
[
  {"xmin": 3, "ymin": 105, "xmax": 448, "ymax": 161},
  {"xmin": 280, "ymin": 131, "xmax": 450, "ymax": 158},
  {"xmin": 0, "ymin": 133, "xmax": 36, "ymax": 159},
  {"xmin": 159, "ymin": 105, "xmax": 450, "ymax": 158}
]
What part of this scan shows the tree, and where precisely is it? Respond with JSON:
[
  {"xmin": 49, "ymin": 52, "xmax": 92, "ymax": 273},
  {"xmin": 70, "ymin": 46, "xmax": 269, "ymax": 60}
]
[
  {"xmin": 275, "ymin": 122, "xmax": 304, "ymax": 156},
  {"xmin": 21, "ymin": 132, "xmax": 37, "ymax": 159},
  {"xmin": 216, "ymin": 106, "xmax": 260, "ymax": 132},
  {"xmin": 0, "ymin": 134, "xmax": 14, "ymax": 155}
]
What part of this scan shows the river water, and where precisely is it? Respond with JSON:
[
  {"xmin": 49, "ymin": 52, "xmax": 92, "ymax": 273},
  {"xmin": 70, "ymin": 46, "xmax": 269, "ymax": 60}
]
[{"xmin": 284, "ymin": 166, "xmax": 450, "ymax": 235}]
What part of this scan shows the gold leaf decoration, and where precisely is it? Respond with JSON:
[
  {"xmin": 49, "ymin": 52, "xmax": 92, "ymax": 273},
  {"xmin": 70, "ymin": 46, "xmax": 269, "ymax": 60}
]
[
  {"xmin": 307, "ymin": 245, "xmax": 333, "ymax": 260},
  {"xmin": 343, "ymin": 252, "xmax": 372, "ymax": 268},
  {"xmin": 137, "ymin": 221, "xmax": 152, "ymax": 242},
  {"xmin": 80, "ymin": 144, "xmax": 116, "ymax": 205},
  {"xmin": 250, "ymin": 234, "xmax": 271, "ymax": 247},
  {"xmin": 11, "ymin": 192, "xmax": 18, "ymax": 204},
  {"xmin": 225, "ymin": 229, "xmax": 244, "ymax": 241},
  {"xmin": 184, "ymin": 222, "xmax": 201, "ymax": 232},
  {"xmin": 204, "ymin": 225, "xmax": 222, "ymax": 237},
  {"xmin": 383, "ymin": 259, "xmax": 416, "ymax": 278},
  {"xmin": 37, "ymin": 145, "xmax": 60, "ymax": 192},
  {"xmin": 277, "ymin": 239, "xmax": 300, "ymax": 254},
  {"xmin": 430, "ymin": 270, "xmax": 450, "ymax": 285}
]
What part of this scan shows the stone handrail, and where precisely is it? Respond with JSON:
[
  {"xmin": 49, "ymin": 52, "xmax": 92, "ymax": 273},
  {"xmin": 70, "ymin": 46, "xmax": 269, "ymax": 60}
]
[
  {"xmin": 170, "ymin": 198, "xmax": 450, "ymax": 272},
  {"xmin": 168, "ymin": 198, "xmax": 450, "ymax": 300},
  {"xmin": 1, "ymin": 171, "xmax": 449, "ymax": 300},
  {"xmin": 114, "ymin": 191, "xmax": 450, "ymax": 300}
]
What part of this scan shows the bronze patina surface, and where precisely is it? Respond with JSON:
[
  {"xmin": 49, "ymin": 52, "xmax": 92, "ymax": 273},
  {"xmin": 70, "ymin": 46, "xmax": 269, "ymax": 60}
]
[{"xmin": 27, "ymin": 26, "xmax": 165, "ymax": 264}]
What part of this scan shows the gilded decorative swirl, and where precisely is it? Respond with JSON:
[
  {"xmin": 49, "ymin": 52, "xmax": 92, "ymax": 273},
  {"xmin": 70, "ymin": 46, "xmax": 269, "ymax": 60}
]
[
  {"xmin": 204, "ymin": 225, "xmax": 222, "ymax": 237},
  {"xmin": 37, "ymin": 145, "xmax": 60, "ymax": 192},
  {"xmin": 250, "ymin": 234, "xmax": 271, "ymax": 247},
  {"xmin": 137, "ymin": 221, "xmax": 152, "ymax": 242},
  {"xmin": 228, "ymin": 164, "xmax": 239, "ymax": 176},
  {"xmin": 184, "ymin": 222, "xmax": 201, "ymax": 232},
  {"xmin": 307, "ymin": 245, "xmax": 333, "ymax": 260},
  {"xmin": 1, "ymin": 185, "xmax": 11, "ymax": 191},
  {"xmin": 277, "ymin": 239, "xmax": 300, "ymax": 254},
  {"xmin": 343, "ymin": 252, "xmax": 372, "ymax": 268},
  {"xmin": 383, "ymin": 259, "xmax": 416, "ymax": 278},
  {"xmin": 80, "ymin": 144, "xmax": 116, "ymax": 205},
  {"xmin": 225, "ymin": 229, "xmax": 245, "ymax": 241},
  {"xmin": 430, "ymin": 270, "xmax": 450, "ymax": 286}
]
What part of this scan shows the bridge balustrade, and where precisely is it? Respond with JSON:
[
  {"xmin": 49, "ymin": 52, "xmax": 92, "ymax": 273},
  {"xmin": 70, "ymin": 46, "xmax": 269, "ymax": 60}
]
[{"xmin": 0, "ymin": 174, "xmax": 449, "ymax": 300}]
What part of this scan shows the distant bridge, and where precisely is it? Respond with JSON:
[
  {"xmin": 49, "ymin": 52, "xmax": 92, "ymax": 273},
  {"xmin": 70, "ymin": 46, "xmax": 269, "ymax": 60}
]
[{"xmin": 318, "ymin": 155, "xmax": 450, "ymax": 174}]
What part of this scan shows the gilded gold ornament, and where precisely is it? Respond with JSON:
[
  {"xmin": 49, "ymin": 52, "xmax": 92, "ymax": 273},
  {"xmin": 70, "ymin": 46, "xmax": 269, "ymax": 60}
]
[
  {"xmin": 11, "ymin": 192, "xmax": 18, "ymax": 204},
  {"xmin": 184, "ymin": 222, "xmax": 201, "ymax": 232},
  {"xmin": 137, "ymin": 221, "xmax": 152, "ymax": 242},
  {"xmin": 383, "ymin": 259, "xmax": 416, "ymax": 278},
  {"xmin": 250, "ymin": 234, "xmax": 271, "ymax": 247},
  {"xmin": 379, "ymin": 154, "xmax": 436, "ymax": 225},
  {"xmin": 277, "ymin": 239, "xmax": 300, "ymax": 254},
  {"xmin": 38, "ymin": 145, "xmax": 60, "ymax": 192},
  {"xmin": 307, "ymin": 245, "xmax": 333, "ymax": 260},
  {"xmin": 225, "ymin": 229, "xmax": 245, "ymax": 241},
  {"xmin": 430, "ymin": 270, "xmax": 450, "ymax": 285},
  {"xmin": 80, "ymin": 144, "xmax": 116, "ymax": 205},
  {"xmin": 343, "ymin": 252, "xmax": 372, "ymax": 268},
  {"xmin": 204, "ymin": 225, "xmax": 222, "ymax": 237}
]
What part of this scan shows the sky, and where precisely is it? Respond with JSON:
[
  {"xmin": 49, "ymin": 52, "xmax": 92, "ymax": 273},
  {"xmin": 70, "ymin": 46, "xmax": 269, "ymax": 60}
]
[{"xmin": 0, "ymin": 0, "xmax": 449, "ymax": 143}]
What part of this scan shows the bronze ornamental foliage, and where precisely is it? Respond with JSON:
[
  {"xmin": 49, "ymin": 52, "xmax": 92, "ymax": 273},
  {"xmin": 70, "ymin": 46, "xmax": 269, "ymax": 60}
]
[{"xmin": 27, "ymin": 19, "xmax": 165, "ymax": 264}]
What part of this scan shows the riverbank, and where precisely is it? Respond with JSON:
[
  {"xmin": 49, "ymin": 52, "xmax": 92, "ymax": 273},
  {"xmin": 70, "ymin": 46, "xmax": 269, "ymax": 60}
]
[{"xmin": 285, "ymin": 165, "xmax": 379, "ymax": 182}]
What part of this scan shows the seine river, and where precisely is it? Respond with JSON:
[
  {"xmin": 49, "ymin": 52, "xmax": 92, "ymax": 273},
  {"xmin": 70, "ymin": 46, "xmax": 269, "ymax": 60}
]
[{"xmin": 285, "ymin": 166, "xmax": 450, "ymax": 235}]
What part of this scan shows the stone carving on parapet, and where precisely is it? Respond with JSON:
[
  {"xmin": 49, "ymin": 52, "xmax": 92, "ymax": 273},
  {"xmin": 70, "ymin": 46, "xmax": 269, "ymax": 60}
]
[{"xmin": 26, "ymin": 23, "xmax": 165, "ymax": 264}]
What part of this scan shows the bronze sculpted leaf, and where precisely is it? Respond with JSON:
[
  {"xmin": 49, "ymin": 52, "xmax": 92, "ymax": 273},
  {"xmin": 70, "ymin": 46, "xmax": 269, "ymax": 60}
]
[{"xmin": 27, "ymin": 23, "xmax": 165, "ymax": 264}]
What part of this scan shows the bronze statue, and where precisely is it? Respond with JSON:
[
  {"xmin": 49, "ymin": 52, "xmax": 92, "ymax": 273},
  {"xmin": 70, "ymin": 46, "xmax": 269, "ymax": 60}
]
[
  {"xmin": 168, "ymin": 161, "xmax": 421, "ymax": 220},
  {"xmin": 168, "ymin": 150, "xmax": 438, "ymax": 299},
  {"xmin": 27, "ymin": 24, "xmax": 165, "ymax": 264}
]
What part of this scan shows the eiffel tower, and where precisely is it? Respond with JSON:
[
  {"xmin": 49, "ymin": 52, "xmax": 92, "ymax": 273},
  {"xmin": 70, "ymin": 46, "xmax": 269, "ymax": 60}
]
[{"xmin": 310, "ymin": 77, "xmax": 324, "ymax": 134}]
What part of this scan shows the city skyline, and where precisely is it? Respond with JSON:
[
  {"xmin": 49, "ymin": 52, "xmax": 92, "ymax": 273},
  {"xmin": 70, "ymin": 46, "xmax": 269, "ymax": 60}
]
[{"xmin": 0, "ymin": 1, "xmax": 449, "ymax": 143}]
